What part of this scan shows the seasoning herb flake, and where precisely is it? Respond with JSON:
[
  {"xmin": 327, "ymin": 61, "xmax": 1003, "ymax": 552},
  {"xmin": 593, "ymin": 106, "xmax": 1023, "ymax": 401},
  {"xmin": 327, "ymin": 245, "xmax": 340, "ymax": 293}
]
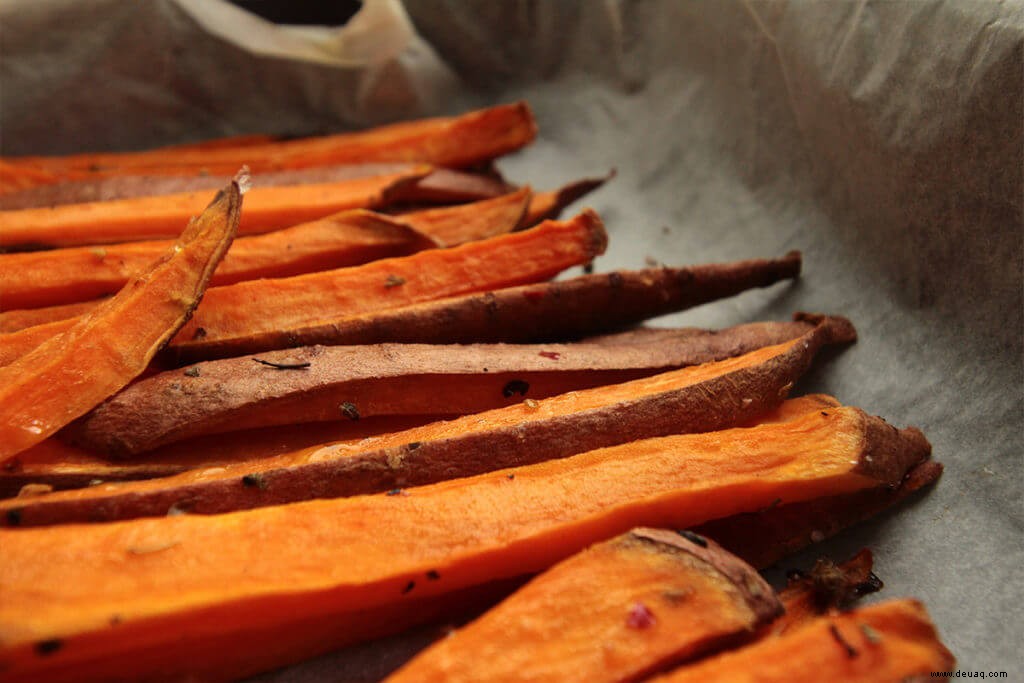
[
  {"xmin": 385, "ymin": 274, "xmax": 406, "ymax": 288},
  {"xmin": 241, "ymin": 473, "xmax": 268, "ymax": 490},
  {"xmin": 34, "ymin": 639, "xmax": 63, "ymax": 657},
  {"xmin": 340, "ymin": 402, "xmax": 360, "ymax": 421},
  {"xmin": 676, "ymin": 529, "xmax": 708, "ymax": 548},
  {"xmin": 253, "ymin": 358, "xmax": 311, "ymax": 370},
  {"xmin": 829, "ymin": 623, "xmax": 859, "ymax": 658},
  {"xmin": 502, "ymin": 379, "xmax": 530, "ymax": 398}
]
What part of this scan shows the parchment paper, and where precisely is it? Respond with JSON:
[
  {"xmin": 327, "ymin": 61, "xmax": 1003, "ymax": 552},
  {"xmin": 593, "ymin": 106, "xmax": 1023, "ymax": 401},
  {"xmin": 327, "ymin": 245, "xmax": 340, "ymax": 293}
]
[{"xmin": 1, "ymin": 0, "xmax": 1021, "ymax": 677}]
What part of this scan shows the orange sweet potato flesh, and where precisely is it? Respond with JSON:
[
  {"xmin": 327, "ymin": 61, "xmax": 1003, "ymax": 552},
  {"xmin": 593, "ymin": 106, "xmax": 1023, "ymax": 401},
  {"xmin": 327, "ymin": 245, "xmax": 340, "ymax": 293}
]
[
  {"xmin": 0, "ymin": 210, "xmax": 436, "ymax": 310},
  {"xmin": 7, "ymin": 318, "xmax": 855, "ymax": 524},
  {"xmin": 0, "ymin": 416, "xmax": 438, "ymax": 500},
  {"xmin": 650, "ymin": 600, "xmax": 955, "ymax": 682},
  {"xmin": 0, "ymin": 182, "xmax": 242, "ymax": 463},
  {"xmin": 169, "ymin": 252, "xmax": 801, "ymax": 363},
  {"xmin": 71, "ymin": 318, "xmax": 829, "ymax": 456},
  {"xmin": 386, "ymin": 529, "xmax": 782, "ymax": 683},
  {"xmin": 0, "ymin": 302, "xmax": 99, "ymax": 333},
  {"xmin": 169, "ymin": 210, "xmax": 608, "ymax": 349},
  {"xmin": 1, "ymin": 102, "xmax": 537, "ymax": 192},
  {"xmin": 0, "ymin": 403, "xmax": 928, "ymax": 681},
  {"xmin": 693, "ymin": 459, "xmax": 942, "ymax": 570},
  {"xmin": 0, "ymin": 168, "xmax": 428, "ymax": 249},
  {"xmin": 399, "ymin": 187, "xmax": 531, "ymax": 246},
  {"xmin": 0, "ymin": 320, "xmax": 75, "ymax": 368}
]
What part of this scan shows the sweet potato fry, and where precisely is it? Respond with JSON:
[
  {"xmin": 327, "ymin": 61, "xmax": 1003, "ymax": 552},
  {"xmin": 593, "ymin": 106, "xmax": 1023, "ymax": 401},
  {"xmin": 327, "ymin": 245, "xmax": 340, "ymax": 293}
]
[
  {"xmin": 0, "ymin": 181, "xmax": 242, "ymax": 462},
  {"xmin": 0, "ymin": 168, "xmax": 429, "ymax": 249},
  {"xmin": 385, "ymin": 529, "xmax": 781, "ymax": 683},
  {"xmin": 519, "ymin": 173, "xmax": 613, "ymax": 228},
  {"xmin": 7, "ymin": 318, "xmax": 855, "ymax": 525},
  {"xmin": 0, "ymin": 301, "xmax": 99, "ymax": 333},
  {"xmin": 399, "ymin": 187, "xmax": 531, "ymax": 246},
  {"xmin": 0, "ymin": 402, "xmax": 927, "ymax": 681},
  {"xmin": 0, "ymin": 210, "xmax": 436, "ymax": 310},
  {"xmin": 0, "ymin": 319, "xmax": 75, "ymax": 368},
  {"xmin": 1, "ymin": 102, "xmax": 537, "ymax": 193},
  {"xmin": 169, "ymin": 210, "xmax": 607, "ymax": 348},
  {"xmin": 0, "ymin": 165, "xmax": 513, "ymax": 211},
  {"xmin": 169, "ymin": 251, "xmax": 801, "ymax": 363},
  {"xmin": 0, "ymin": 416, "xmax": 438, "ymax": 499},
  {"xmin": 693, "ymin": 459, "xmax": 942, "ymax": 570},
  {"xmin": 649, "ymin": 600, "xmax": 954, "ymax": 682},
  {"xmin": 71, "ymin": 320, "xmax": 826, "ymax": 456}
]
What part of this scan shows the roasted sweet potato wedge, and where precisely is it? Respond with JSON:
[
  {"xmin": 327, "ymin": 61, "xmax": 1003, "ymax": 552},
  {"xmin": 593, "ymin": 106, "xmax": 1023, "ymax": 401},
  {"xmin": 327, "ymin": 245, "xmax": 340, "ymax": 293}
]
[
  {"xmin": 168, "ymin": 251, "xmax": 801, "ymax": 363},
  {"xmin": 650, "ymin": 600, "xmax": 954, "ymax": 682},
  {"xmin": 386, "ymin": 529, "xmax": 781, "ymax": 683},
  {"xmin": 70, "ymin": 319, "xmax": 827, "ymax": 456}
]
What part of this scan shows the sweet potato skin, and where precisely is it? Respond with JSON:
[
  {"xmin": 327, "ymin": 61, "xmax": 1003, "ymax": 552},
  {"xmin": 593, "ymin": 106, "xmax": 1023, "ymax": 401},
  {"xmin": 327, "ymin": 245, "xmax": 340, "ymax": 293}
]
[
  {"xmin": 168, "ymin": 251, "xmax": 802, "ymax": 363},
  {"xmin": 5, "ymin": 318, "xmax": 854, "ymax": 524},
  {"xmin": 70, "ymin": 321, "xmax": 821, "ymax": 456},
  {"xmin": 694, "ymin": 460, "xmax": 942, "ymax": 569},
  {"xmin": 386, "ymin": 528, "xmax": 782, "ymax": 683}
]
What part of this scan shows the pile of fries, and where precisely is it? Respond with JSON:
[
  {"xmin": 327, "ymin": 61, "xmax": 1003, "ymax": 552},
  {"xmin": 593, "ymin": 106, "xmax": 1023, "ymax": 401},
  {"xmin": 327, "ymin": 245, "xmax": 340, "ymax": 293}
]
[{"xmin": 0, "ymin": 103, "xmax": 953, "ymax": 681}]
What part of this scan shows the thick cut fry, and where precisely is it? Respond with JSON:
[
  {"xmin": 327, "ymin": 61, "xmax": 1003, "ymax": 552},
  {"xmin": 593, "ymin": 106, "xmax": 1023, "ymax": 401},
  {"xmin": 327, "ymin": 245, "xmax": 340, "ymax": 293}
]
[
  {"xmin": 399, "ymin": 187, "xmax": 531, "ymax": 246},
  {"xmin": 693, "ymin": 459, "xmax": 942, "ymax": 569},
  {"xmin": 0, "ymin": 210, "xmax": 435, "ymax": 310},
  {"xmin": 0, "ymin": 405, "xmax": 928, "ymax": 681},
  {"xmin": 170, "ymin": 211, "xmax": 608, "ymax": 348},
  {"xmin": 9, "ymin": 318, "xmax": 854, "ymax": 524},
  {"xmin": 170, "ymin": 252, "xmax": 800, "ymax": 363},
  {"xmin": 0, "ymin": 165, "xmax": 513, "ymax": 211},
  {"xmin": 0, "ymin": 183, "xmax": 241, "ymax": 462},
  {"xmin": 72, "ymin": 319, "xmax": 826, "ymax": 456},
  {"xmin": 770, "ymin": 550, "xmax": 882, "ymax": 637},
  {"xmin": 386, "ymin": 529, "xmax": 781, "ymax": 683},
  {"xmin": 0, "ymin": 416, "xmax": 438, "ymax": 499},
  {"xmin": 650, "ymin": 600, "xmax": 954, "ymax": 682},
  {"xmin": 1, "ymin": 102, "xmax": 537, "ymax": 193},
  {"xmin": 0, "ymin": 169, "xmax": 428, "ymax": 249},
  {"xmin": 519, "ymin": 173, "xmax": 613, "ymax": 228}
]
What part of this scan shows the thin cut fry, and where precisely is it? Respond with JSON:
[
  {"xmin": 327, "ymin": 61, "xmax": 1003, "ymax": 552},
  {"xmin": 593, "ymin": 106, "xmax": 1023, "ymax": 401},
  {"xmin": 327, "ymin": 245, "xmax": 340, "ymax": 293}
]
[{"xmin": 0, "ymin": 168, "xmax": 428, "ymax": 249}]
